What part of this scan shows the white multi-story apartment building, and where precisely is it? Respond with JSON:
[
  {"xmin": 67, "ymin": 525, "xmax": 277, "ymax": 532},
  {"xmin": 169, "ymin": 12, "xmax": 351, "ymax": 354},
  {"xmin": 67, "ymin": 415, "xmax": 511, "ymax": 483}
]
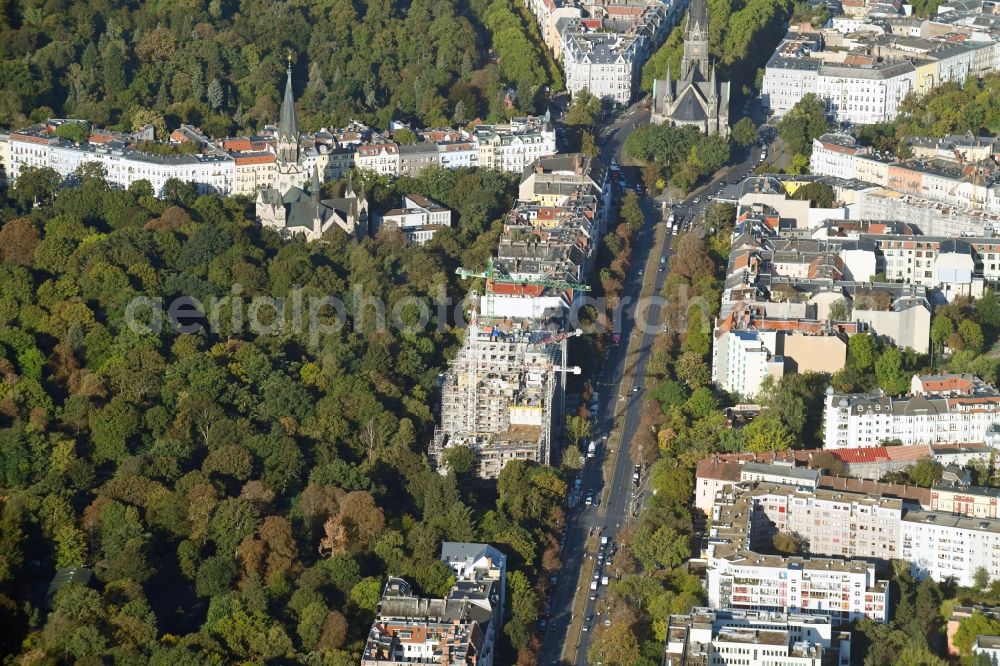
[
  {"xmin": 815, "ymin": 60, "xmax": 916, "ymax": 125},
  {"xmin": 561, "ymin": 29, "xmax": 639, "ymax": 105},
  {"xmin": 375, "ymin": 194, "xmax": 452, "ymax": 245},
  {"xmin": 823, "ymin": 374, "xmax": 1000, "ymax": 449},
  {"xmin": 8, "ymin": 129, "xmax": 237, "ymax": 196},
  {"xmin": 764, "ymin": 32, "xmax": 918, "ymax": 124},
  {"xmin": 712, "ymin": 330, "xmax": 784, "ymax": 398},
  {"xmin": 901, "ymin": 509, "xmax": 1000, "ymax": 587},
  {"xmin": 664, "ymin": 608, "xmax": 852, "ymax": 666},
  {"xmin": 706, "ymin": 483, "xmax": 892, "ymax": 624},
  {"xmin": 761, "ymin": 35, "xmax": 822, "ymax": 117},
  {"xmin": 0, "ymin": 131, "xmax": 10, "ymax": 184},
  {"xmin": 438, "ymin": 142, "xmax": 479, "ymax": 169},
  {"xmin": 810, "ymin": 134, "xmax": 867, "ymax": 180},
  {"xmin": 361, "ymin": 543, "xmax": 506, "ymax": 666},
  {"xmin": 706, "ymin": 552, "xmax": 890, "ymax": 624},
  {"xmin": 556, "ymin": 0, "xmax": 678, "ymax": 105},
  {"xmin": 473, "ymin": 118, "xmax": 557, "ymax": 173},
  {"xmin": 355, "ymin": 143, "xmax": 401, "ymax": 177}
]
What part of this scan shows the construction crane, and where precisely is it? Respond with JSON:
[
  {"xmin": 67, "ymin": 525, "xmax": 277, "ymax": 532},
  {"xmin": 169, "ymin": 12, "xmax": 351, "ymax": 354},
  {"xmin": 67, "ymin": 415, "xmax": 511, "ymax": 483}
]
[
  {"xmin": 455, "ymin": 258, "xmax": 592, "ymax": 293},
  {"xmin": 531, "ymin": 328, "xmax": 584, "ymax": 346},
  {"xmin": 457, "ymin": 258, "xmax": 592, "ymax": 321}
]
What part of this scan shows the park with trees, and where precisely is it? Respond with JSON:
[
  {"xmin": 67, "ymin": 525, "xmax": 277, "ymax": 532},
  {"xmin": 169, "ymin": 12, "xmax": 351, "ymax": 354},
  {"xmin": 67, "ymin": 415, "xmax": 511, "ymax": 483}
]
[
  {"xmin": 0, "ymin": 0, "xmax": 559, "ymax": 136},
  {"xmin": 0, "ymin": 162, "xmax": 573, "ymax": 664}
]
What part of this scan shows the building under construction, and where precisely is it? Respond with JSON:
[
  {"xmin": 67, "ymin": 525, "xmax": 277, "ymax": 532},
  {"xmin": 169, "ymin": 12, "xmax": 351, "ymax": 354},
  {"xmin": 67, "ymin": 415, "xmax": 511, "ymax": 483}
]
[{"xmin": 430, "ymin": 306, "xmax": 574, "ymax": 479}]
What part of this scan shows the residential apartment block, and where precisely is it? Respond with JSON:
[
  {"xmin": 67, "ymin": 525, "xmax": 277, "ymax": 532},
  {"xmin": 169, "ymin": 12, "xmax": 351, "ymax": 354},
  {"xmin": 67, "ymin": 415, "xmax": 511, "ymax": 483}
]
[
  {"xmin": 706, "ymin": 483, "xmax": 891, "ymax": 624},
  {"xmin": 362, "ymin": 543, "xmax": 506, "ymax": 666},
  {"xmin": 901, "ymin": 509, "xmax": 1000, "ymax": 587},
  {"xmin": 810, "ymin": 133, "xmax": 1000, "ymax": 215},
  {"xmin": 823, "ymin": 374, "xmax": 1000, "ymax": 448},
  {"xmin": 557, "ymin": 0, "xmax": 680, "ymax": 105},
  {"xmin": 518, "ymin": 152, "xmax": 610, "ymax": 212},
  {"xmin": 2, "ymin": 110, "xmax": 555, "ymax": 200},
  {"xmin": 375, "ymin": 194, "xmax": 452, "ymax": 245},
  {"xmin": 664, "ymin": 608, "xmax": 852, "ymax": 666},
  {"xmin": 711, "ymin": 210, "xmax": 937, "ymax": 396},
  {"xmin": 695, "ymin": 456, "xmax": 934, "ymax": 515},
  {"xmin": 707, "ymin": 478, "xmax": 1000, "ymax": 613},
  {"xmin": 560, "ymin": 30, "xmax": 640, "ymax": 106},
  {"xmin": 473, "ymin": 120, "xmax": 557, "ymax": 172},
  {"xmin": 931, "ymin": 479, "xmax": 1000, "ymax": 519},
  {"xmin": 763, "ymin": 22, "xmax": 1000, "ymax": 125},
  {"xmin": 762, "ymin": 32, "xmax": 916, "ymax": 124}
]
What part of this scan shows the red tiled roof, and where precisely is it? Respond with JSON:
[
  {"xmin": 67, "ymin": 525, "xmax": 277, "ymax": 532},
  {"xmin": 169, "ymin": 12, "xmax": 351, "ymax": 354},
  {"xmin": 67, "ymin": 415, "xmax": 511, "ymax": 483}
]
[
  {"xmin": 234, "ymin": 154, "xmax": 275, "ymax": 166},
  {"xmin": 830, "ymin": 447, "xmax": 890, "ymax": 464},
  {"xmin": 844, "ymin": 54, "xmax": 876, "ymax": 66},
  {"xmin": 886, "ymin": 445, "xmax": 934, "ymax": 462},
  {"xmin": 11, "ymin": 133, "xmax": 51, "ymax": 145},
  {"xmin": 820, "ymin": 142, "xmax": 860, "ymax": 156},
  {"xmin": 819, "ymin": 476, "xmax": 930, "ymax": 507},
  {"xmin": 920, "ymin": 376, "xmax": 973, "ymax": 393},
  {"xmin": 695, "ymin": 457, "xmax": 744, "ymax": 482},
  {"xmin": 731, "ymin": 253, "xmax": 750, "ymax": 271}
]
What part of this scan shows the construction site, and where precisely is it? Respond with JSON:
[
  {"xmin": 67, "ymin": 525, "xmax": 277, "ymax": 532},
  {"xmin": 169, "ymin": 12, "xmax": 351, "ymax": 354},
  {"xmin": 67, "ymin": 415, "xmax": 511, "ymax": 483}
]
[
  {"xmin": 431, "ymin": 153, "xmax": 607, "ymax": 478},
  {"xmin": 430, "ymin": 297, "xmax": 579, "ymax": 479}
]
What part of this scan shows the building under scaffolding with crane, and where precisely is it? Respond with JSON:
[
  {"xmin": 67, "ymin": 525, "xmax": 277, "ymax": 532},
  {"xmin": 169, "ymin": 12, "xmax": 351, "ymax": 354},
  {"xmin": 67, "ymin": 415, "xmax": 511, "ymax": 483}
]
[
  {"xmin": 431, "ymin": 154, "xmax": 609, "ymax": 478},
  {"xmin": 430, "ymin": 308, "xmax": 581, "ymax": 478}
]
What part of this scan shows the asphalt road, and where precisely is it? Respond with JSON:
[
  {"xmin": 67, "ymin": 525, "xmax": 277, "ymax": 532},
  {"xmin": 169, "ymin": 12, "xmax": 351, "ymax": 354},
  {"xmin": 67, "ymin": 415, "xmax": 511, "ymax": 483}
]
[{"xmin": 538, "ymin": 104, "xmax": 772, "ymax": 665}]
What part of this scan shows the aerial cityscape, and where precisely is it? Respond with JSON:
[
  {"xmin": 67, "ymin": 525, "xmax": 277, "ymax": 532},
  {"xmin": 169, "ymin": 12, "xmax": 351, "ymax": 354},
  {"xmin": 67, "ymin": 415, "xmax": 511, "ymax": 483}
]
[{"xmin": 3, "ymin": 0, "xmax": 1000, "ymax": 663}]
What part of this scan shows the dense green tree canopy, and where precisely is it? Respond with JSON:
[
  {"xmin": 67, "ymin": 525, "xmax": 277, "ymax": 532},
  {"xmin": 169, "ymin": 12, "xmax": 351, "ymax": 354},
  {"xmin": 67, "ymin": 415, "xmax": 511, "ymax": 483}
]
[
  {"xmin": 0, "ymin": 0, "xmax": 559, "ymax": 132},
  {"xmin": 778, "ymin": 93, "xmax": 830, "ymax": 156},
  {"xmin": 0, "ymin": 164, "xmax": 568, "ymax": 664}
]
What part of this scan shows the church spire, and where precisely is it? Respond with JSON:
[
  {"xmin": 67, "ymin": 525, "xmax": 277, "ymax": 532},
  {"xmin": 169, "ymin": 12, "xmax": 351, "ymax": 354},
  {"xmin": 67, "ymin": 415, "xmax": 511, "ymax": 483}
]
[
  {"xmin": 687, "ymin": 0, "xmax": 708, "ymax": 34},
  {"xmin": 278, "ymin": 55, "xmax": 298, "ymax": 142},
  {"xmin": 681, "ymin": 0, "xmax": 710, "ymax": 81},
  {"xmin": 665, "ymin": 62, "xmax": 674, "ymax": 101}
]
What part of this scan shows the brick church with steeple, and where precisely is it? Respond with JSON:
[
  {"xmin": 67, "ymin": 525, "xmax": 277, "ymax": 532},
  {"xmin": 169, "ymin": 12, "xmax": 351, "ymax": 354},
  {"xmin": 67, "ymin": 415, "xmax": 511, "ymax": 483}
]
[
  {"xmin": 256, "ymin": 62, "xmax": 368, "ymax": 241},
  {"xmin": 650, "ymin": 0, "xmax": 730, "ymax": 137}
]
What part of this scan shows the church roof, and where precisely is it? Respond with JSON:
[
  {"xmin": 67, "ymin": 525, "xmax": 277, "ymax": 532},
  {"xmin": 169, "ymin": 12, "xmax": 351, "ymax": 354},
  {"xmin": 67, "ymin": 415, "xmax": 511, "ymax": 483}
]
[
  {"xmin": 278, "ymin": 65, "xmax": 298, "ymax": 142},
  {"xmin": 672, "ymin": 87, "xmax": 709, "ymax": 122}
]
